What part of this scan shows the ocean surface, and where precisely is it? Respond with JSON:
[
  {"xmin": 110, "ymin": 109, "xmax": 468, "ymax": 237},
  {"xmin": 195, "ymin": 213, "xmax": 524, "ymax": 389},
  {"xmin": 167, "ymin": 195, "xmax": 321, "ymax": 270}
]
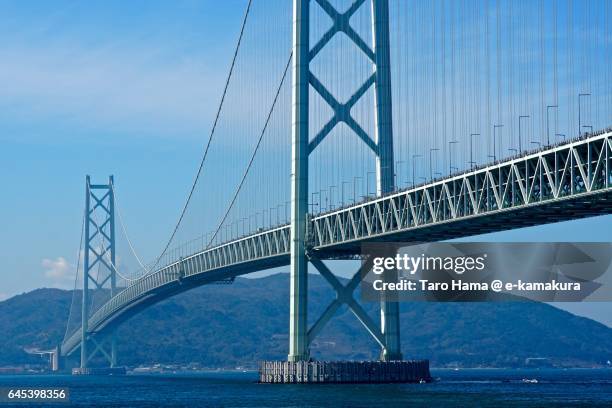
[{"xmin": 0, "ymin": 369, "xmax": 611, "ymax": 407}]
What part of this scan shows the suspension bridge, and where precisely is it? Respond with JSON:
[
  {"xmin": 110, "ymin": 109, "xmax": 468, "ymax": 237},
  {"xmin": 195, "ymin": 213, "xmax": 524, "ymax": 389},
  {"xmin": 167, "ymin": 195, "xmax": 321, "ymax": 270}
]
[{"xmin": 55, "ymin": 0, "xmax": 610, "ymax": 382}]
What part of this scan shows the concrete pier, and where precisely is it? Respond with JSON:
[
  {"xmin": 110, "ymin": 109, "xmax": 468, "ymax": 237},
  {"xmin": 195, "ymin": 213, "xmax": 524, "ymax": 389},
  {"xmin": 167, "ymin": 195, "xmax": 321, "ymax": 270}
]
[
  {"xmin": 259, "ymin": 360, "xmax": 430, "ymax": 384},
  {"xmin": 72, "ymin": 367, "xmax": 126, "ymax": 376}
]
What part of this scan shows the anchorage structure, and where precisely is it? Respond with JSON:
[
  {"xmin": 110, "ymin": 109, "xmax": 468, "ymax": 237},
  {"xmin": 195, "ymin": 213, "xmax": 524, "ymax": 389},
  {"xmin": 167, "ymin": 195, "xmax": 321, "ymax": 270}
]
[
  {"xmin": 78, "ymin": 175, "xmax": 118, "ymax": 371},
  {"xmin": 289, "ymin": 0, "xmax": 401, "ymax": 362}
]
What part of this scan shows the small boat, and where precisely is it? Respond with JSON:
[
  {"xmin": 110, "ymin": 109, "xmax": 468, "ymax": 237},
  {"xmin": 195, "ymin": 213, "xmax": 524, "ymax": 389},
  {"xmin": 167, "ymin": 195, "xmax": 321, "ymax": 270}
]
[{"xmin": 522, "ymin": 378, "xmax": 538, "ymax": 384}]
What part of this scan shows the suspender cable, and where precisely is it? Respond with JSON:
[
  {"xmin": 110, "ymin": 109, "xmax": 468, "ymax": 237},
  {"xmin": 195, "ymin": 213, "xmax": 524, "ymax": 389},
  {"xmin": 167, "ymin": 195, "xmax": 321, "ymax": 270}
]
[
  {"xmin": 109, "ymin": 183, "xmax": 150, "ymax": 275},
  {"xmin": 151, "ymin": 0, "xmax": 253, "ymax": 270},
  {"xmin": 207, "ymin": 52, "xmax": 293, "ymax": 248}
]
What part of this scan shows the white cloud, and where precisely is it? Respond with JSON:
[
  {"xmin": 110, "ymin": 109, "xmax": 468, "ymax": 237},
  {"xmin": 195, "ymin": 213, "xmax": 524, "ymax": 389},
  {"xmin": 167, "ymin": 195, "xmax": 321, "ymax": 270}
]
[{"xmin": 42, "ymin": 256, "xmax": 75, "ymax": 288}]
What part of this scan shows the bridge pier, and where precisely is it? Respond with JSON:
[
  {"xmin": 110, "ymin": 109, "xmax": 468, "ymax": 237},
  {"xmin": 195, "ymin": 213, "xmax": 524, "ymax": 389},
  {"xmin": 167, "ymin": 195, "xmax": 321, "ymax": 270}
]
[
  {"xmin": 259, "ymin": 360, "xmax": 431, "ymax": 384},
  {"xmin": 51, "ymin": 345, "xmax": 61, "ymax": 372},
  {"xmin": 263, "ymin": 255, "xmax": 428, "ymax": 383},
  {"xmin": 288, "ymin": 0, "xmax": 310, "ymax": 363},
  {"xmin": 380, "ymin": 275, "xmax": 402, "ymax": 361},
  {"xmin": 372, "ymin": 0, "xmax": 402, "ymax": 362},
  {"xmin": 77, "ymin": 176, "xmax": 120, "ymax": 373},
  {"xmin": 72, "ymin": 367, "xmax": 126, "ymax": 376},
  {"xmin": 289, "ymin": 0, "xmax": 403, "ymax": 365}
]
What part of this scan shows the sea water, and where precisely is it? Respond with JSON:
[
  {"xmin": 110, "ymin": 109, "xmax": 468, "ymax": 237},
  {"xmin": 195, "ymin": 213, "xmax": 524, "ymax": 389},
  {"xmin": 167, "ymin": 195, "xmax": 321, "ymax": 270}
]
[{"xmin": 0, "ymin": 368, "xmax": 611, "ymax": 407}]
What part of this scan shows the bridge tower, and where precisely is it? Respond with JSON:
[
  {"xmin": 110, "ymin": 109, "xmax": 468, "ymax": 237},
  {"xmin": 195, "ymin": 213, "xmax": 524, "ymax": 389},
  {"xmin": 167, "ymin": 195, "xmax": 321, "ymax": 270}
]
[
  {"xmin": 289, "ymin": 0, "xmax": 401, "ymax": 362},
  {"xmin": 79, "ymin": 175, "xmax": 118, "ymax": 370}
]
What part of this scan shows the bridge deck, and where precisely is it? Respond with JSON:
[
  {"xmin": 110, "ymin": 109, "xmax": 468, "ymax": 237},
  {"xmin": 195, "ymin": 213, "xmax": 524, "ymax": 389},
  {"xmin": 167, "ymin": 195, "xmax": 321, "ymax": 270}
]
[{"xmin": 62, "ymin": 130, "xmax": 612, "ymax": 356}]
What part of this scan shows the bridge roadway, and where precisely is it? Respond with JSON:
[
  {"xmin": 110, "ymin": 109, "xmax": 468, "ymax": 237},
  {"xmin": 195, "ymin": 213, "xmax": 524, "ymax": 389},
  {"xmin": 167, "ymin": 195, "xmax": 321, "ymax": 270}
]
[{"xmin": 62, "ymin": 129, "xmax": 612, "ymax": 356}]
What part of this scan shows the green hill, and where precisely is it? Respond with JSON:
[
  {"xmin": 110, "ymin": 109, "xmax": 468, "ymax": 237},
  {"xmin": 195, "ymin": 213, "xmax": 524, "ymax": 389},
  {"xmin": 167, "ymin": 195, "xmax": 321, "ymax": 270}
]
[{"xmin": 1, "ymin": 273, "xmax": 611, "ymax": 368}]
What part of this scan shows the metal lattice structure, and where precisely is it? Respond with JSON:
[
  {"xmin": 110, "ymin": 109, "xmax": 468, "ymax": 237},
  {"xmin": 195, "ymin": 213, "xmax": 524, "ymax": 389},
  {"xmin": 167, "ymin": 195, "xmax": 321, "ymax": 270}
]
[
  {"xmin": 289, "ymin": 0, "xmax": 401, "ymax": 363},
  {"xmin": 79, "ymin": 176, "xmax": 117, "ymax": 368},
  {"xmin": 62, "ymin": 130, "xmax": 612, "ymax": 357},
  {"xmin": 311, "ymin": 131, "xmax": 612, "ymax": 249},
  {"xmin": 62, "ymin": 225, "xmax": 291, "ymax": 356}
]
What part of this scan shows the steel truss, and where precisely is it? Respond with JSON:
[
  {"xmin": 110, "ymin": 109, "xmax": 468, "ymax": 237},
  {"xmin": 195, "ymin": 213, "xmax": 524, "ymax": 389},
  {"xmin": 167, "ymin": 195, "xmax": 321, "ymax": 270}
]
[
  {"xmin": 62, "ymin": 225, "xmax": 291, "ymax": 355},
  {"xmin": 311, "ymin": 131, "xmax": 612, "ymax": 248},
  {"xmin": 308, "ymin": 257, "xmax": 386, "ymax": 349},
  {"xmin": 62, "ymin": 131, "xmax": 612, "ymax": 358},
  {"xmin": 80, "ymin": 176, "xmax": 117, "ymax": 368},
  {"xmin": 289, "ymin": 0, "xmax": 400, "ymax": 362}
]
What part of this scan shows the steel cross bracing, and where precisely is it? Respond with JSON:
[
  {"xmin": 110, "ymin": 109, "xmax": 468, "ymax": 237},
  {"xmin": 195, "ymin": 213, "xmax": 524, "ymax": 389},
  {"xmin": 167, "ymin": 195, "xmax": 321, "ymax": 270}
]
[
  {"xmin": 308, "ymin": 257, "xmax": 386, "ymax": 349},
  {"xmin": 307, "ymin": 0, "xmax": 378, "ymax": 154},
  {"xmin": 289, "ymin": 0, "xmax": 399, "ymax": 363},
  {"xmin": 79, "ymin": 176, "xmax": 117, "ymax": 368},
  {"xmin": 61, "ymin": 130, "xmax": 612, "ymax": 357},
  {"xmin": 306, "ymin": 0, "xmax": 395, "ymax": 192}
]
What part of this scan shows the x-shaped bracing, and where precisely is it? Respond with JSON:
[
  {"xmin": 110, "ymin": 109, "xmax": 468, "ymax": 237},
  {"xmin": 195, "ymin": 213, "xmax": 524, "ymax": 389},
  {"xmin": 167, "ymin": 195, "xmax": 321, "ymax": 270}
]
[
  {"xmin": 311, "ymin": 0, "xmax": 374, "ymax": 62},
  {"xmin": 308, "ymin": 0, "xmax": 379, "ymax": 155},
  {"xmin": 89, "ymin": 217, "xmax": 111, "ymax": 243},
  {"xmin": 86, "ymin": 336, "xmax": 113, "ymax": 364},
  {"xmin": 90, "ymin": 190, "xmax": 110, "ymax": 215},
  {"xmin": 88, "ymin": 240, "xmax": 113, "ymax": 274},
  {"xmin": 86, "ymin": 189, "xmax": 114, "ymax": 289},
  {"xmin": 308, "ymin": 256, "xmax": 386, "ymax": 349}
]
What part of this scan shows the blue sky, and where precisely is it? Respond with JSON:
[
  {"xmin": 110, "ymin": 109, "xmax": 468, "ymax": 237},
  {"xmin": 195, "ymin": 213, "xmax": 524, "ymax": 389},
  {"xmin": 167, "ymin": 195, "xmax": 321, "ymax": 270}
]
[
  {"xmin": 0, "ymin": 1, "xmax": 611, "ymax": 326},
  {"xmin": 0, "ymin": 0, "xmax": 245, "ymax": 296}
]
